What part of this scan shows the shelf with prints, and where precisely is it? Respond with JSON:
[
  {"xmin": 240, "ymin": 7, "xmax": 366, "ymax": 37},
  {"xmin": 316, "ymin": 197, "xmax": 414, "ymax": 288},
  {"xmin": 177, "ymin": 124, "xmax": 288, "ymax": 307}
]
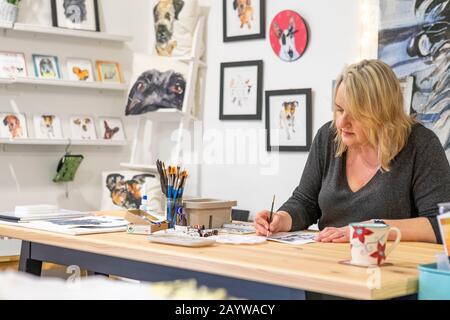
[
  {"xmin": 0, "ymin": 77, "xmax": 128, "ymax": 91},
  {"xmin": 0, "ymin": 138, "xmax": 129, "ymax": 147},
  {"xmin": 6, "ymin": 23, "xmax": 132, "ymax": 43}
]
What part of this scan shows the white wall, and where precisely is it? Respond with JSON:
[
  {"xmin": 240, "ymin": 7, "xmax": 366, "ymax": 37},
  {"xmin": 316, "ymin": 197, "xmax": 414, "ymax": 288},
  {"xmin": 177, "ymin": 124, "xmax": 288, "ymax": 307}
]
[{"xmin": 200, "ymin": 0, "xmax": 362, "ymax": 218}]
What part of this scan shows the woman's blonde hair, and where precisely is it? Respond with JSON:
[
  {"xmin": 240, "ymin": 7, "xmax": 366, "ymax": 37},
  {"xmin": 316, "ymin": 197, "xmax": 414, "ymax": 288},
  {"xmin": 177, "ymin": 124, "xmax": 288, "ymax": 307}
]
[{"xmin": 332, "ymin": 59, "xmax": 415, "ymax": 171}]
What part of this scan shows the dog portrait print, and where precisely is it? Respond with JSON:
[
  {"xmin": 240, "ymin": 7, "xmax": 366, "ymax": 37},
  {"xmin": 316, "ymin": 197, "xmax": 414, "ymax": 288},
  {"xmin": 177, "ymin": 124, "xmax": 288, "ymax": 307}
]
[
  {"xmin": 33, "ymin": 114, "xmax": 63, "ymax": 139},
  {"xmin": 279, "ymin": 101, "xmax": 298, "ymax": 140},
  {"xmin": 2, "ymin": 114, "xmax": 24, "ymax": 139},
  {"xmin": 33, "ymin": 55, "xmax": 60, "ymax": 79},
  {"xmin": 270, "ymin": 10, "xmax": 308, "ymax": 62},
  {"xmin": 233, "ymin": 0, "xmax": 254, "ymax": 29},
  {"xmin": 125, "ymin": 69, "xmax": 186, "ymax": 115},
  {"xmin": 70, "ymin": 116, "xmax": 96, "ymax": 140},
  {"xmin": 153, "ymin": 0, "xmax": 185, "ymax": 56},
  {"xmin": 63, "ymin": 0, "xmax": 87, "ymax": 24},
  {"xmin": 105, "ymin": 173, "xmax": 154, "ymax": 209}
]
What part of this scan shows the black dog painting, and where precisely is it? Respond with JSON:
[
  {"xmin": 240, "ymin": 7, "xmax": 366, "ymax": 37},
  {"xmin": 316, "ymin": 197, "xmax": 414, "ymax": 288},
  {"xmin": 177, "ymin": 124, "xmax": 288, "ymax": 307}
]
[
  {"xmin": 63, "ymin": 0, "xmax": 87, "ymax": 24},
  {"xmin": 125, "ymin": 69, "xmax": 186, "ymax": 115},
  {"xmin": 105, "ymin": 173, "xmax": 154, "ymax": 209}
]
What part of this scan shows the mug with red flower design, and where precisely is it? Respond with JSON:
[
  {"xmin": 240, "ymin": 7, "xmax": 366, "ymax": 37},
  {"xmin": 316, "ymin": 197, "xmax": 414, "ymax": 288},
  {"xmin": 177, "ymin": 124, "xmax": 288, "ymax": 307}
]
[{"xmin": 349, "ymin": 223, "xmax": 401, "ymax": 266}]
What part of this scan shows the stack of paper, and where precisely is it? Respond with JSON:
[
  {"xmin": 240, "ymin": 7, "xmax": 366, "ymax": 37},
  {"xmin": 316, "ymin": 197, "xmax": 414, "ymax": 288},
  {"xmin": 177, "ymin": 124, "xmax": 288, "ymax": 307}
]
[{"xmin": 0, "ymin": 208, "xmax": 89, "ymax": 223}]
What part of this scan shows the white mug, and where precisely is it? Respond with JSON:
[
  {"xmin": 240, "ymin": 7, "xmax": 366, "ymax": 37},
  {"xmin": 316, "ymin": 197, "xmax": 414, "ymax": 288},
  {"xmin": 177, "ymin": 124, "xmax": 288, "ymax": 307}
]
[{"xmin": 349, "ymin": 223, "xmax": 401, "ymax": 266}]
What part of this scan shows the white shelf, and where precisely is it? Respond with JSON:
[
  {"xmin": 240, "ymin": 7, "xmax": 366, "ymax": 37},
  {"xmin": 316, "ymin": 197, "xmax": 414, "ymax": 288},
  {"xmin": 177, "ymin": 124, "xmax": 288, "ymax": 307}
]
[
  {"xmin": 6, "ymin": 77, "xmax": 128, "ymax": 91},
  {"xmin": 143, "ymin": 109, "xmax": 198, "ymax": 122},
  {"xmin": 173, "ymin": 56, "xmax": 207, "ymax": 68},
  {"xmin": 11, "ymin": 23, "xmax": 132, "ymax": 43},
  {"xmin": 0, "ymin": 21, "xmax": 13, "ymax": 30},
  {"xmin": 0, "ymin": 138, "xmax": 129, "ymax": 146},
  {"xmin": 119, "ymin": 163, "xmax": 158, "ymax": 174}
]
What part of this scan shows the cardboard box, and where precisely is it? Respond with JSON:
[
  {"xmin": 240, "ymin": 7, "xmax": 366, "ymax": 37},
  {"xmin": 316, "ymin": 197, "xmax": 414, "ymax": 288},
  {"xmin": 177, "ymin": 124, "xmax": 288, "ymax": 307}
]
[
  {"xmin": 183, "ymin": 199, "xmax": 237, "ymax": 229},
  {"xmin": 125, "ymin": 209, "xmax": 168, "ymax": 234}
]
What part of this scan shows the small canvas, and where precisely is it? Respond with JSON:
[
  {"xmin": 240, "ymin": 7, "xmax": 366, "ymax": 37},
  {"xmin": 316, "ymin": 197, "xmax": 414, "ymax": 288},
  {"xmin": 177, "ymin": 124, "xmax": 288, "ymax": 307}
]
[
  {"xmin": 98, "ymin": 117, "xmax": 125, "ymax": 141},
  {"xmin": 69, "ymin": 115, "xmax": 97, "ymax": 140},
  {"xmin": 33, "ymin": 115, "xmax": 63, "ymax": 139},
  {"xmin": 33, "ymin": 54, "xmax": 61, "ymax": 80},
  {"xmin": 96, "ymin": 61, "xmax": 122, "ymax": 83},
  {"xmin": 0, "ymin": 52, "xmax": 27, "ymax": 78},
  {"xmin": 0, "ymin": 113, "xmax": 28, "ymax": 139},
  {"xmin": 66, "ymin": 58, "xmax": 94, "ymax": 82}
]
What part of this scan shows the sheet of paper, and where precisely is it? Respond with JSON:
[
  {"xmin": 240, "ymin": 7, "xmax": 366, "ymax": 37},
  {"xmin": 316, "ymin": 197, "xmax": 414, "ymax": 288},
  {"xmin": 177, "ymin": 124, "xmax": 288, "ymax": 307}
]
[{"xmin": 267, "ymin": 231, "xmax": 317, "ymax": 245}]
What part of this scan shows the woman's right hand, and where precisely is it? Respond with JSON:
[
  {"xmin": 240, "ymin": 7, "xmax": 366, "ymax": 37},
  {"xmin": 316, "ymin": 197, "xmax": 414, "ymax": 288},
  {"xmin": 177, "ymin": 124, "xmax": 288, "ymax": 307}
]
[{"xmin": 254, "ymin": 210, "xmax": 292, "ymax": 236}]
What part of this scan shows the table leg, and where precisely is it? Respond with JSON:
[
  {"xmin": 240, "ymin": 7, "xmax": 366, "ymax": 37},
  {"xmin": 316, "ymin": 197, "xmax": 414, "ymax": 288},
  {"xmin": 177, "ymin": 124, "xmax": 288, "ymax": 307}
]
[{"xmin": 18, "ymin": 241, "xmax": 42, "ymax": 276}]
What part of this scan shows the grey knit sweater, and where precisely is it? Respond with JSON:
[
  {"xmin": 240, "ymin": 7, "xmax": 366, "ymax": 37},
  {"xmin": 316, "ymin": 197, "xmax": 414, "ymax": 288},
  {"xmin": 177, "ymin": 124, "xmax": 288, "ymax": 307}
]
[{"xmin": 279, "ymin": 121, "xmax": 450, "ymax": 243}]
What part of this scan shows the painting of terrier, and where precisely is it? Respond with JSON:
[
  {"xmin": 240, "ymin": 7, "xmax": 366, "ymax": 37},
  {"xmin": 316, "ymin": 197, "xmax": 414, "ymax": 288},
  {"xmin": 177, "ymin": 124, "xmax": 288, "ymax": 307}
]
[{"xmin": 1, "ymin": 113, "xmax": 28, "ymax": 139}]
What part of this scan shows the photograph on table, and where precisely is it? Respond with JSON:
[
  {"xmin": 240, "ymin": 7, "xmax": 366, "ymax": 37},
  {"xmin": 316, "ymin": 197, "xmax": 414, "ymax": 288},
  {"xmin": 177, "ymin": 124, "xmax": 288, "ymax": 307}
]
[
  {"xmin": 219, "ymin": 60, "xmax": 263, "ymax": 120},
  {"xmin": 69, "ymin": 115, "xmax": 97, "ymax": 140},
  {"xmin": 32, "ymin": 54, "xmax": 61, "ymax": 80},
  {"xmin": 125, "ymin": 53, "xmax": 188, "ymax": 115},
  {"xmin": 265, "ymin": 88, "xmax": 312, "ymax": 152},
  {"xmin": 378, "ymin": 0, "xmax": 450, "ymax": 163},
  {"xmin": 223, "ymin": 0, "xmax": 266, "ymax": 42},
  {"xmin": 33, "ymin": 114, "xmax": 64, "ymax": 139},
  {"xmin": 269, "ymin": 10, "xmax": 309, "ymax": 62},
  {"xmin": 0, "ymin": 52, "xmax": 27, "ymax": 78},
  {"xmin": 98, "ymin": 117, "xmax": 125, "ymax": 141},
  {"xmin": 51, "ymin": 0, "xmax": 100, "ymax": 31},
  {"xmin": 66, "ymin": 58, "xmax": 94, "ymax": 82},
  {"xmin": 96, "ymin": 61, "xmax": 123, "ymax": 83},
  {"xmin": 0, "ymin": 113, "xmax": 28, "ymax": 139}
]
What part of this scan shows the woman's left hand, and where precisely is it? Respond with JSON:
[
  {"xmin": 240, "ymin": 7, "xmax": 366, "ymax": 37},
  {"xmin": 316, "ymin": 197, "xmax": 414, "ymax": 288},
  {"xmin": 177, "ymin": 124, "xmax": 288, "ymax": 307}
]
[{"xmin": 315, "ymin": 226, "xmax": 350, "ymax": 243}]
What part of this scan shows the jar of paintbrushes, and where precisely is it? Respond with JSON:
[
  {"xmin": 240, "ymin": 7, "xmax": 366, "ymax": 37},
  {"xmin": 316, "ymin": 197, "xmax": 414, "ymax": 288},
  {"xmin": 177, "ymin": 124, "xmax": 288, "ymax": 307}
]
[{"xmin": 156, "ymin": 160, "xmax": 189, "ymax": 228}]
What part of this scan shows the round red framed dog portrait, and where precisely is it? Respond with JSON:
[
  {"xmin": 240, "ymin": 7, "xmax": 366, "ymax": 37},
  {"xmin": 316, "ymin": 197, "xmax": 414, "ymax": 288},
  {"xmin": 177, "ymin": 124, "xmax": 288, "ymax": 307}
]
[{"xmin": 270, "ymin": 10, "xmax": 308, "ymax": 62}]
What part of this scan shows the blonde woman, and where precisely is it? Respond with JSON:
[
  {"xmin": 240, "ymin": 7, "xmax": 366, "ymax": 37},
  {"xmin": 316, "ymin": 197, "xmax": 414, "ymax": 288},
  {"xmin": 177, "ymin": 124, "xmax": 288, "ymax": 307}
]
[{"xmin": 255, "ymin": 59, "xmax": 450, "ymax": 243}]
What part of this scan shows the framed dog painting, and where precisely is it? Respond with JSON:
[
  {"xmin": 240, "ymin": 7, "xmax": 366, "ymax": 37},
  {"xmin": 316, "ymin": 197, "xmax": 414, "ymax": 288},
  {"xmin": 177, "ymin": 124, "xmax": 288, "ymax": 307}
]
[
  {"xmin": 51, "ymin": 0, "xmax": 100, "ymax": 32},
  {"xmin": 98, "ymin": 117, "xmax": 126, "ymax": 141},
  {"xmin": 69, "ymin": 115, "xmax": 97, "ymax": 140},
  {"xmin": 270, "ymin": 10, "xmax": 309, "ymax": 62},
  {"xmin": 66, "ymin": 58, "xmax": 95, "ymax": 82},
  {"xmin": 220, "ymin": 60, "xmax": 263, "ymax": 120},
  {"xmin": 96, "ymin": 61, "xmax": 123, "ymax": 83},
  {"xmin": 33, "ymin": 115, "xmax": 64, "ymax": 140},
  {"xmin": 0, "ymin": 52, "xmax": 27, "ymax": 78},
  {"xmin": 223, "ymin": 0, "xmax": 266, "ymax": 42},
  {"xmin": 265, "ymin": 89, "xmax": 312, "ymax": 152},
  {"xmin": 32, "ymin": 54, "xmax": 61, "ymax": 80},
  {"xmin": 0, "ymin": 113, "xmax": 28, "ymax": 139}
]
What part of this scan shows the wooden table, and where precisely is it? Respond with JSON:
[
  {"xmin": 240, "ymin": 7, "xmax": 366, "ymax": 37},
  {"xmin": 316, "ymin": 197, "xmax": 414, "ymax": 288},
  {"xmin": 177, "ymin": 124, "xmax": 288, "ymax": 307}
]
[{"xmin": 0, "ymin": 212, "xmax": 442, "ymax": 300}]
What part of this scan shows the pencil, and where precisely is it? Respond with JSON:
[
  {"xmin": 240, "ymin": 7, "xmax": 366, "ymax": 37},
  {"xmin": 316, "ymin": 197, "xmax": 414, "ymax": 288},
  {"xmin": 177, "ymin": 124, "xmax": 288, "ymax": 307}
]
[{"xmin": 267, "ymin": 194, "xmax": 275, "ymax": 237}]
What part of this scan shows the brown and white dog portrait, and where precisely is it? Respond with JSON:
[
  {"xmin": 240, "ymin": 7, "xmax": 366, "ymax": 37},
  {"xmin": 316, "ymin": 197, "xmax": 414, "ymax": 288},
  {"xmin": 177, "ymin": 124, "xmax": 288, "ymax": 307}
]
[
  {"xmin": 233, "ymin": 0, "xmax": 254, "ymax": 29},
  {"xmin": 103, "ymin": 120, "xmax": 119, "ymax": 140},
  {"xmin": 106, "ymin": 173, "xmax": 154, "ymax": 209},
  {"xmin": 72, "ymin": 117, "xmax": 94, "ymax": 140},
  {"xmin": 3, "ymin": 115, "xmax": 24, "ymax": 139},
  {"xmin": 153, "ymin": 0, "xmax": 185, "ymax": 56},
  {"xmin": 40, "ymin": 115, "xmax": 56, "ymax": 139},
  {"xmin": 279, "ymin": 101, "xmax": 298, "ymax": 140}
]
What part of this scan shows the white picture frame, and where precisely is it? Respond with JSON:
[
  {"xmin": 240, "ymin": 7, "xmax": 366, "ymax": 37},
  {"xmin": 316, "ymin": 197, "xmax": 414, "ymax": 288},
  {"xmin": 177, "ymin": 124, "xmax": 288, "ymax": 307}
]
[
  {"xmin": 0, "ymin": 52, "xmax": 27, "ymax": 78},
  {"xmin": 0, "ymin": 113, "xmax": 28, "ymax": 139},
  {"xmin": 33, "ymin": 114, "xmax": 64, "ymax": 139},
  {"xmin": 32, "ymin": 54, "xmax": 61, "ymax": 80},
  {"xmin": 98, "ymin": 117, "xmax": 125, "ymax": 141},
  {"xmin": 66, "ymin": 58, "xmax": 95, "ymax": 82},
  {"xmin": 69, "ymin": 115, "xmax": 97, "ymax": 140}
]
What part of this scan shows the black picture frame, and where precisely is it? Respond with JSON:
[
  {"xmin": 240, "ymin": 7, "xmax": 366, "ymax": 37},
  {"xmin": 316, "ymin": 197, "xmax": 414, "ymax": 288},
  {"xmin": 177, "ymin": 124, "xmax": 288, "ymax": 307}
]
[
  {"xmin": 265, "ymin": 88, "xmax": 312, "ymax": 152},
  {"xmin": 220, "ymin": 60, "xmax": 264, "ymax": 120},
  {"xmin": 223, "ymin": 0, "xmax": 266, "ymax": 42},
  {"xmin": 51, "ymin": 0, "xmax": 100, "ymax": 32}
]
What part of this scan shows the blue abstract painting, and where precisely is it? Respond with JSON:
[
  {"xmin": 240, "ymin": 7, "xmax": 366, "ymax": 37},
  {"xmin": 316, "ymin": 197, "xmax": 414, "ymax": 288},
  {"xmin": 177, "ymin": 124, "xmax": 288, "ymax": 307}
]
[{"xmin": 378, "ymin": 0, "xmax": 449, "ymax": 163}]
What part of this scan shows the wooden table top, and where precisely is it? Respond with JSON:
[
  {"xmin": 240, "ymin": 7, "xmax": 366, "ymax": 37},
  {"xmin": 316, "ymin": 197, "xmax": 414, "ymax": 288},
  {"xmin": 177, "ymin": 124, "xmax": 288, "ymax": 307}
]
[{"xmin": 0, "ymin": 211, "xmax": 442, "ymax": 300}]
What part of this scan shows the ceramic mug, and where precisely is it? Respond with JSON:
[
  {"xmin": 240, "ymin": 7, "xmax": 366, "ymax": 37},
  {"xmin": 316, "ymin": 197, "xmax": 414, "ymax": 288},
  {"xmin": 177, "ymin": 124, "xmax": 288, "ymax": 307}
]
[{"xmin": 349, "ymin": 223, "xmax": 401, "ymax": 266}]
